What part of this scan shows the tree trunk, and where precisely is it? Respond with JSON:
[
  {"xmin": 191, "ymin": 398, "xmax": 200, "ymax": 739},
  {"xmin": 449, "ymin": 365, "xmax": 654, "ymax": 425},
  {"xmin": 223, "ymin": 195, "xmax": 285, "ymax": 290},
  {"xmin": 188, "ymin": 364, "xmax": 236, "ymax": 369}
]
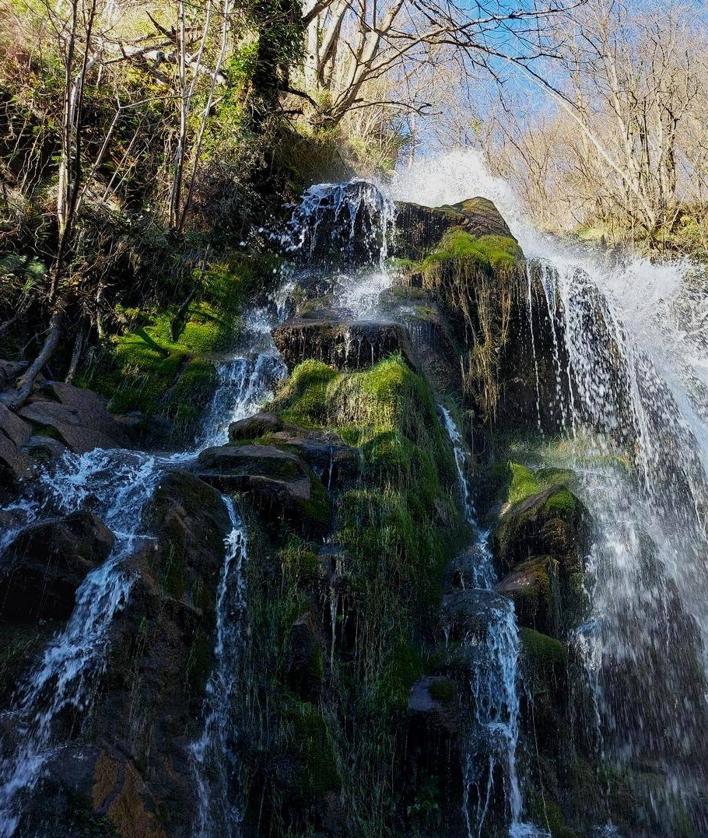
[{"xmin": 7, "ymin": 309, "xmax": 64, "ymax": 409}]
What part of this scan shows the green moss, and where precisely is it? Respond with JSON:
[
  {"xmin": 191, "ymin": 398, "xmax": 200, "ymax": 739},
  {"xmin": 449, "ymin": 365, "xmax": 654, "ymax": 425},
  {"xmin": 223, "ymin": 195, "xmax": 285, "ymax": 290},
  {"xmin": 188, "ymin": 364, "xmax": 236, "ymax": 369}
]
[
  {"xmin": 300, "ymin": 473, "xmax": 332, "ymax": 529},
  {"xmin": 506, "ymin": 462, "xmax": 541, "ymax": 504},
  {"xmin": 520, "ymin": 628, "xmax": 568, "ymax": 668},
  {"xmin": 422, "ymin": 229, "xmax": 521, "ymax": 274},
  {"xmin": 287, "ymin": 701, "xmax": 341, "ymax": 797},
  {"xmin": 279, "ymin": 539, "xmax": 320, "ymax": 582},
  {"xmin": 377, "ymin": 641, "xmax": 423, "ymax": 710},
  {"xmin": 490, "ymin": 459, "xmax": 577, "ymax": 512},
  {"xmin": 544, "ymin": 488, "xmax": 577, "ymax": 514},
  {"xmin": 277, "ymin": 359, "xmax": 340, "ymax": 427},
  {"xmin": 78, "ymin": 254, "xmax": 280, "ymax": 440}
]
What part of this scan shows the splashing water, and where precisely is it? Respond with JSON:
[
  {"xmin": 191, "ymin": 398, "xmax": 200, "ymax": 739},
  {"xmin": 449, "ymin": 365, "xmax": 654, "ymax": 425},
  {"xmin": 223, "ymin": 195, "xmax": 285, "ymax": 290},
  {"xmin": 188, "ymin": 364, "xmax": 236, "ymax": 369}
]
[
  {"xmin": 191, "ymin": 497, "xmax": 248, "ymax": 837},
  {"xmin": 440, "ymin": 406, "xmax": 543, "ymax": 837},
  {"xmin": 282, "ymin": 179, "xmax": 396, "ymax": 268},
  {"xmin": 399, "ymin": 150, "xmax": 708, "ymax": 831},
  {"xmin": 0, "ymin": 283, "xmax": 290, "ymax": 835}
]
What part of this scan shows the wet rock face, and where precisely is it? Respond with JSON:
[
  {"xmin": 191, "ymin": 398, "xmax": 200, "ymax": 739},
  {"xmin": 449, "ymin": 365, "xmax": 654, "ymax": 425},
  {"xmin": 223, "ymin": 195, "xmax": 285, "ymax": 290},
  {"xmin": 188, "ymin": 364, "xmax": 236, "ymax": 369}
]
[
  {"xmin": 493, "ymin": 485, "xmax": 589, "ymax": 574},
  {"xmin": 394, "ymin": 197, "xmax": 516, "ymax": 260},
  {"xmin": 196, "ymin": 444, "xmax": 332, "ymax": 535},
  {"xmin": 0, "ymin": 511, "xmax": 114, "ymax": 622},
  {"xmin": 273, "ymin": 317, "xmax": 418, "ymax": 372},
  {"xmin": 25, "ymin": 471, "xmax": 233, "ymax": 837}
]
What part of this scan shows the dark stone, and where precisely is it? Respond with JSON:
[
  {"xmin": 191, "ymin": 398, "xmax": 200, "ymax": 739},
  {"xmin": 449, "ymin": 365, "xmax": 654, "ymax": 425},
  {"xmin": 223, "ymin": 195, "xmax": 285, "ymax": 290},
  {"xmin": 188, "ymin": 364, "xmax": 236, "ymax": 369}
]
[
  {"xmin": 195, "ymin": 445, "xmax": 331, "ymax": 535},
  {"xmin": 404, "ymin": 676, "xmax": 465, "ymax": 834},
  {"xmin": 18, "ymin": 385, "xmax": 131, "ymax": 453},
  {"xmin": 22, "ymin": 434, "xmax": 68, "ymax": 462},
  {"xmin": 441, "ymin": 588, "xmax": 513, "ymax": 644},
  {"xmin": 0, "ymin": 511, "xmax": 114, "ymax": 622},
  {"xmin": 143, "ymin": 470, "xmax": 231, "ymax": 603},
  {"xmin": 394, "ymin": 196, "xmax": 516, "ymax": 260},
  {"xmin": 0, "ymin": 433, "xmax": 33, "ymax": 496},
  {"xmin": 285, "ymin": 613, "xmax": 323, "ymax": 701},
  {"xmin": 272, "ymin": 318, "xmax": 418, "ymax": 371},
  {"xmin": 228, "ymin": 411, "xmax": 282, "ymax": 441},
  {"xmin": 266, "ymin": 429, "xmax": 360, "ymax": 487},
  {"xmin": 493, "ymin": 485, "xmax": 589, "ymax": 576},
  {"xmin": 0, "ymin": 403, "xmax": 32, "ymax": 447},
  {"xmin": 197, "ymin": 443, "xmax": 307, "ymax": 484},
  {"xmin": 15, "ymin": 472, "xmax": 235, "ymax": 835},
  {"xmin": 497, "ymin": 556, "xmax": 561, "ymax": 636}
]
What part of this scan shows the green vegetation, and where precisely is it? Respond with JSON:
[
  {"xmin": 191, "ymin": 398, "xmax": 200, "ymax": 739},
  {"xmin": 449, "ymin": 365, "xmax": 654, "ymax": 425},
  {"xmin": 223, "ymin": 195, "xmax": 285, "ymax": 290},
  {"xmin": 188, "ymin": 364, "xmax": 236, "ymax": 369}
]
[
  {"xmin": 422, "ymin": 229, "xmax": 522, "ymax": 274},
  {"xmin": 240, "ymin": 353, "xmax": 467, "ymax": 833},
  {"xmin": 77, "ymin": 255, "xmax": 279, "ymax": 439}
]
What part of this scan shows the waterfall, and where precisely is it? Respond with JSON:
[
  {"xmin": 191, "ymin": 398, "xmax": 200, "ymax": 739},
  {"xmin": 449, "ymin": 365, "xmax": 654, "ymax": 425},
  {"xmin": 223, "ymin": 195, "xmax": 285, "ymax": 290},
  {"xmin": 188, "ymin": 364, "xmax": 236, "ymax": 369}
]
[
  {"xmin": 0, "ymin": 287, "xmax": 289, "ymax": 836},
  {"xmin": 191, "ymin": 498, "xmax": 248, "ymax": 837},
  {"xmin": 282, "ymin": 179, "xmax": 396, "ymax": 268},
  {"xmin": 440, "ymin": 407, "xmax": 544, "ymax": 838},
  {"xmin": 398, "ymin": 150, "xmax": 708, "ymax": 832}
]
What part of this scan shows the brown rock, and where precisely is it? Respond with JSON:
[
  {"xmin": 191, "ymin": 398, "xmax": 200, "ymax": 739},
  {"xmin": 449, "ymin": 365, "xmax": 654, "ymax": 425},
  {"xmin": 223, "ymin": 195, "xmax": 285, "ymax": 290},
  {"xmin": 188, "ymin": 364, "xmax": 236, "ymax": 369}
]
[
  {"xmin": 0, "ymin": 403, "xmax": 32, "ymax": 447},
  {"xmin": 0, "ymin": 511, "xmax": 114, "ymax": 622}
]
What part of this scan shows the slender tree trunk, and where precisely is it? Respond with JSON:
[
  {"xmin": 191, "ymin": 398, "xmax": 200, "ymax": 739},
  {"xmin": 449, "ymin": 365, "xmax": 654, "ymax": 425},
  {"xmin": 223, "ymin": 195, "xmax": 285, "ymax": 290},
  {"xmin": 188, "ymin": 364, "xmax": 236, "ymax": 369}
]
[{"xmin": 7, "ymin": 309, "xmax": 64, "ymax": 408}]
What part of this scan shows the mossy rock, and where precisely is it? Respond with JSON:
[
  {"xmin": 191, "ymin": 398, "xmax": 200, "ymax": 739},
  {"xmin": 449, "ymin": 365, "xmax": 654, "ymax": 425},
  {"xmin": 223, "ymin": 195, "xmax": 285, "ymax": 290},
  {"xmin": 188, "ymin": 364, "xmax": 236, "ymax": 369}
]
[
  {"xmin": 493, "ymin": 481, "xmax": 589, "ymax": 575},
  {"xmin": 497, "ymin": 555, "xmax": 562, "ymax": 636}
]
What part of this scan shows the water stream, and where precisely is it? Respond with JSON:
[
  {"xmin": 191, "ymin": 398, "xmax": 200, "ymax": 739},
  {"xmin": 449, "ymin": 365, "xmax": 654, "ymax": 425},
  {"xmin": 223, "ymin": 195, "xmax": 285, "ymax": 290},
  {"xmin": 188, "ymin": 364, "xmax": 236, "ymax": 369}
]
[
  {"xmin": 0, "ymin": 302, "xmax": 288, "ymax": 836},
  {"xmin": 395, "ymin": 150, "xmax": 708, "ymax": 832},
  {"xmin": 440, "ymin": 407, "xmax": 543, "ymax": 838}
]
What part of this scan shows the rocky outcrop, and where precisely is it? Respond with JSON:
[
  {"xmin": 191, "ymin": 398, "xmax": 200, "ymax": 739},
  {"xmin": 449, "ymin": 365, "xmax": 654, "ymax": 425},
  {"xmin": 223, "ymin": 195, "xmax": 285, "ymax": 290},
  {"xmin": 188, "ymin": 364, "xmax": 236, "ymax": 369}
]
[
  {"xmin": 196, "ymin": 444, "xmax": 332, "ymax": 534},
  {"xmin": 228, "ymin": 411, "xmax": 283, "ymax": 441},
  {"xmin": 493, "ymin": 484, "xmax": 589, "ymax": 574},
  {"xmin": 20, "ymin": 470, "xmax": 233, "ymax": 837},
  {"xmin": 273, "ymin": 318, "xmax": 418, "ymax": 371},
  {"xmin": 0, "ymin": 511, "xmax": 114, "ymax": 622},
  {"xmin": 18, "ymin": 382, "xmax": 132, "ymax": 453},
  {"xmin": 394, "ymin": 196, "xmax": 516, "ymax": 260}
]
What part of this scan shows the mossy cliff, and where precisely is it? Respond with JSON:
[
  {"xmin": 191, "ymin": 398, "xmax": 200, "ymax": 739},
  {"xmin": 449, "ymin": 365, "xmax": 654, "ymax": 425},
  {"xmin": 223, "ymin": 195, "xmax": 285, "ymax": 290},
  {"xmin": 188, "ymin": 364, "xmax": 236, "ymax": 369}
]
[
  {"xmin": 231, "ymin": 355, "xmax": 468, "ymax": 833},
  {"xmin": 0, "ymin": 194, "xmax": 670, "ymax": 836},
  {"xmin": 77, "ymin": 254, "xmax": 281, "ymax": 443}
]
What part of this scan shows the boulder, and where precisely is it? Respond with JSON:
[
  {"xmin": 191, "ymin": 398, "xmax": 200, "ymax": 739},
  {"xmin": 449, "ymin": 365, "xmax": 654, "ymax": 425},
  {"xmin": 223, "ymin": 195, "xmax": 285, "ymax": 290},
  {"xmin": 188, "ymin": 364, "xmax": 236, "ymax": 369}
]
[
  {"xmin": 18, "ymin": 381, "xmax": 132, "ymax": 453},
  {"xmin": 143, "ymin": 470, "xmax": 231, "ymax": 602},
  {"xmin": 0, "ymin": 403, "xmax": 32, "ymax": 447},
  {"xmin": 0, "ymin": 433, "xmax": 33, "ymax": 496},
  {"xmin": 441, "ymin": 588, "xmax": 515, "ymax": 643},
  {"xmin": 195, "ymin": 445, "xmax": 331, "ymax": 535},
  {"xmin": 22, "ymin": 434, "xmax": 68, "ymax": 462},
  {"xmin": 0, "ymin": 511, "xmax": 114, "ymax": 622},
  {"xmin": 493, "ymin": 485, "xmax": 589, "ymax": 576},
  {"xmin": 266, "ymin": 429, "xmax": 360, "ymax": 487},
  {"xmin": 394, "ymin": 197, "xmax": 516, "ymax": 260},
  {"xmin": 228, "ymin": 411, "xmax": 283, "ymax": 442},
  {"xmin": 272, "ymin": 318, "xmax": 418, "ymax": 371},
  {"xmin": 197, "ymin": 443, "xmax": 307, "ymax": 484},
  {"xmin": 497, "ymin": 556, "xmax": 560, "ymax": 636}
]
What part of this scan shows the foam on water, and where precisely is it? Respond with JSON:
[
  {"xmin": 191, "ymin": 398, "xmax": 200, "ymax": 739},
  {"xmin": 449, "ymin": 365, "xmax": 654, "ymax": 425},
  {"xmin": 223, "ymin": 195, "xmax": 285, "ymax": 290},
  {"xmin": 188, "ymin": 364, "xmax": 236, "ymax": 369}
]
[{"xmin": 400, "ymin": 150, "xmax": 708, "ymax": 831}]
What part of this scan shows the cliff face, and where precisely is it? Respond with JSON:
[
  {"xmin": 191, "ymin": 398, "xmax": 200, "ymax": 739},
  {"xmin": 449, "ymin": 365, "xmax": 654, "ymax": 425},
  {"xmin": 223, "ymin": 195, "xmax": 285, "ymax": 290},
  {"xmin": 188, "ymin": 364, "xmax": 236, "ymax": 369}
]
[{"xmin": 0, "ymin": 193, "xmax": 700, "ymax": 838}]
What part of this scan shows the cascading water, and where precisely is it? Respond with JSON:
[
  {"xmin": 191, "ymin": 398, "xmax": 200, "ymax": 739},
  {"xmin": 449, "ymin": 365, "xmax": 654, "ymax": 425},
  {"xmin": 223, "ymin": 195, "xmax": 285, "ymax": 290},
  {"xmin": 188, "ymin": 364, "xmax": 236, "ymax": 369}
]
[
  {"xmin": 0, "ymin": 293, "xmax": 288, "ymax": 836},
  {"xmin": 440, "ymin": 407, "xmax": 544, "ymax": 838},
  {"xmin": 0, "ymin": 181, "xmax": 399, "ymax": 835},
  {"xmin": 191, "ymin": 497, "xmax": 249, "ymax": 837},
  {"xmin": 396, "ymin": 150, "xmax": 708, "ymax": 832},
  {"xmin": 281, "ymin": 179, "xmax": 397, "ymax": 323}
]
